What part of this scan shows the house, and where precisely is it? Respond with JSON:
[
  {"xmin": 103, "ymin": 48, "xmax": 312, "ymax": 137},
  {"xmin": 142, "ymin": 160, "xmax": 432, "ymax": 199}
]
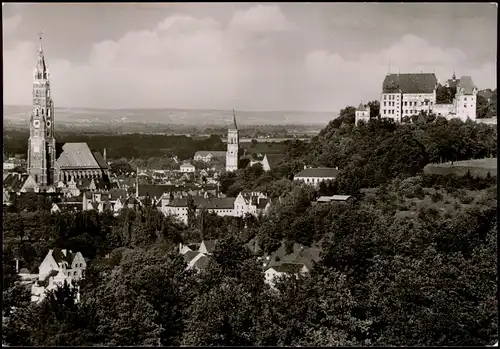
[
  {"xmin": 180, "ymin": 163, "xmax": 196, "ymax": 173},
  {"xmin": 294, "ymin": 167, "xmax": 339, "ymax": 187},
  {"xmin": 182, "ymin": 250, "xmax": 210, "ymax": 271},
  {"xmin": 263, "ymin": 242, "xmax": 322, "ymax": 273},
  {"xmin": 199, "ymin": 240, "xmax": 218, "ymax": 255},
  {"xmin": 20, "ymin": 175, "xmax": 40, "ymax": 193},
  {"xmin": 51, "ymin": 203, "xmax": 61, "ymax": 214},
  {"xmin": 264, "ymin": 263, "xmax": 309, "ymax": 287},
  {"xmin": 233, "ymin": 191, "xmax": 271, "ymax": 217},
  {"xmin": 248, "ymin": 153, "xmax": 271, "ymax": 171},
  {"xmin": 31, "ymin": 248, "xmax": 86, "ymax": 303},
  {"xmin": 3, "ymin": 173, "xmax": 30, "ymax": 193},
  {"xmin": 193, "ymin": 151, "xmax": 226, "ymax": 163},
  {"xmin": 160, "ymin": 196, "xmax": 236, "ymax": 225},
  {"xmin": 178, "ymin": 243, "xmax": 193, "ymax": 255},
  {"xmin": 355, "ymin": 102, "xmax": 371, "ymax": 125},
  {"xmin": 315, "ymin": 195, "xmax": 355, "ymax": 206}
]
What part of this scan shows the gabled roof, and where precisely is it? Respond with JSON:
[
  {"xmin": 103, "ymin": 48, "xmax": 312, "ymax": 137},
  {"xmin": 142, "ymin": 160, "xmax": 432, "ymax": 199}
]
[
  {"xmin": 317, "ymin": 195, "xmax": 353, "ymax": 202},
  {"xmin": 295, "ymin": 168, "xmax": 339, "ymax": 178},
  {"xmin": 265, "ymin": 242, "xmax": 322, "ymax": 271},
  {"xmin": 382, "ymin": 73, "xmax": 437, "ymax": 94},
  {"xmin": 268, "ymin": 263, "xmax": 305, "ymax": 274},
  {"xmin": 200, "ymin": 240, "xmax": 217, "ymax": 253},
  {"xmin": 92, "ymin": 152, "xmax": 109, "ymax": 169},
  {"xmin": 57, "ymin": 143, "xmax": 101, "ymax": 169},
  {"xmin": 183, "ymin": 250, "xmax": 201, "ymax": 263},
  {"xmin": 194, "ymin": 151, "xmax": 226, "ymax": 158},
  {"xmin": 181, "ymin": 163, "xmax": 195, "ymax": 168},
  {"xmin": 457, "ymin": 76, "xmax": 477, "ymax": 95},
  {"xmin": 3, "ymin": 173, "xmax": 29, "ymax": 192},
  {"xmin": 193, "ymin": 255, "xmax": 210, "ymax": 270}
]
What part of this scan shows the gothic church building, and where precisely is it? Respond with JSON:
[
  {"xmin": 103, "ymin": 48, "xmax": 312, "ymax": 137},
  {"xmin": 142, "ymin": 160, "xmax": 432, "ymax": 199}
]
[{"xmin": 27, "ymin": 35, "xmax": 109, "ymax": 187}]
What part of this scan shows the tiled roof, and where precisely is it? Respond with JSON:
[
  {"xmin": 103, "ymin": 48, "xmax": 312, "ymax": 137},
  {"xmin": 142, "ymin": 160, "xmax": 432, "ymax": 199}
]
[
  {"xmin": 109, "ymin": 188, "xmax": 128, "ymax": 199},
  {"xmin": 201, "ymin": 240, "xmax": 217, "ymax": 253},
  {"xmin": 194, "ymin": 151, "xmax": 226, "ymax": 158},
  {"xmin": 92, "ymin": 152, "xmax": 109, "ymax": 169},
  {"xmin": 266, "ymin": 242, "xmax": 322, "ymax": 271},
  {"xmin": 3, "ymin": 173, "xmax": 29, "ymax": 192},
  {"xmin": 356, "ymin": 103, "xmax": 366, "ymax": 112},
  {"xmin": 168, "ymin": 196, "xmax": 234, "ymax": 209},
  {"xmin": 382, "ymin": 73, "xmax": 437, "ymax": 94},
  {"xmin": 295, "ymin": 168, "xmax": 339, "ymax": 178},
  {"xmin": 183, "ymin": 250, "xmax": 201, "ymax": 263},
  {"xmin": 51, "ymin": 248, "xmax": 76, "ymax": 266},
  {"xmin": 317, "ymin": 195, "xmax": 353, "ymax": 202},
  {"xmin": 457, "ymin": 76, "xmax": 477, "ymax": 94},
  {"xmin": 56, "ymin": 143, "xmax": 100, "ymax": 169},
  {"xmin": 268, "ymin": 263, "xmax": 305, "ymax": 274},
  {"xmin": 193, "ymin": 255, "xmax": 210, "ymax": 270},
  {"xmin": 181, "ymin": 163, "xmax": 195, "ymax": 168}
]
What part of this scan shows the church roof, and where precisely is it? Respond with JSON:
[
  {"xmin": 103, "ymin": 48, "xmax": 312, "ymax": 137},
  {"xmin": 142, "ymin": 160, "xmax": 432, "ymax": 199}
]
[
  {"xmin": 57, "ymin": 143, "xmax": 101, "ymax": 169},
  {"xmin": 382, "ymin": 73, "xmax": 437, "ymax": 94},
  {"xmin": 92, "ymin": 152, "xmax": 109, "ymax": 169}
]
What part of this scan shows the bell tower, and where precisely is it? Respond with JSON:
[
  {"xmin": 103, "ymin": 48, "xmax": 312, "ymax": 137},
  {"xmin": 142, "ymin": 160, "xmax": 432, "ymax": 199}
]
[
  {"xmin": 225, "ymin": 109, "xmax": 239, "ymax": 172},
  {"xmin": 27, "ymin": 32, "xmax": 56, "ymax": 185}
]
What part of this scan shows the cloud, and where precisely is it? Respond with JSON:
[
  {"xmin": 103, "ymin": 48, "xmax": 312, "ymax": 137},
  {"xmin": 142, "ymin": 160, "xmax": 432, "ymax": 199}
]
[
  {"xmin": 3, "ymin": 15, "xmax": 22, "ymax": 36},
  {"xmin": 3, "ymin": 6, "xmax": 496, "ymax": 112},
  {"xmin": 303, "ymin": 34, "xmax": 497, "ymax": 110}
]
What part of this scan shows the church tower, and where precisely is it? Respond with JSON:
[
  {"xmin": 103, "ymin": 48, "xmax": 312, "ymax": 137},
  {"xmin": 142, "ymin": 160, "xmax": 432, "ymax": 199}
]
[
  {"xmin": 225, "ymin": 110, "xmax": 239, "ymax": 172},
  {"xmin": 27, "ymin": 33, "xmax": 56, "ymax": 186}
]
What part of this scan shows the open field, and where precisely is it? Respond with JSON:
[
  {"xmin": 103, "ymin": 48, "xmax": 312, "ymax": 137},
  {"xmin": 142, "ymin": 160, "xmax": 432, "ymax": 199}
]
[{"xmin": 424, "ymin": 158, "xmax": 497, "ymax": 177}]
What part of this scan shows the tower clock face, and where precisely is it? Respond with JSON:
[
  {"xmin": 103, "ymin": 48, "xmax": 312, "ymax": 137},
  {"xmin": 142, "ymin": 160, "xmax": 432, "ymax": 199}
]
[{"xmin": 33, "ymin": 120, "xmax": 40, "ymax": 128}]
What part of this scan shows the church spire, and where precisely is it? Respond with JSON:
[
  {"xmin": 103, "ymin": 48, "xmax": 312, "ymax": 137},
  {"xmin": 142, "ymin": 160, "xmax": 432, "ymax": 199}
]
[
  {"xmin": 231, "ymin": 109, "xmax": 238, "ymax": 130},
  {"xmin": 36, "ymin": 31, "xmax": 47, "ymax": 79},
  {"xmin": 452, "ymin": 69, "xmax": 456, "ymax": 80}
]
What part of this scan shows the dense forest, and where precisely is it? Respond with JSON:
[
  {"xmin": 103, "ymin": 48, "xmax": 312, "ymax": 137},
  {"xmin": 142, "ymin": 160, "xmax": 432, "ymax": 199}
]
[{"xmin": 2, "ymin": 109, "xmax": 498, "ymax": 346}]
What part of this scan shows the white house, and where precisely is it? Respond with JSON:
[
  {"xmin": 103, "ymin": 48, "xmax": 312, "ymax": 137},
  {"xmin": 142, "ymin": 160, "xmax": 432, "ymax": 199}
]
[
  {"xmin": 160, "ymin": 196, "xmax": 236, "ymax": 225},
  {"xmin": 355, "ymin": 102, "xmax": 371, "ymax": 125},
  {"xmin": 233, "ymin": 191, "xmax": 271, "ymax": 217},
  {"xmin": 31, "ymin": 248, "xmax": 86, "ymax": 303},
  {"xmin": 180, "ymin": 163, "xmax": 196, "ymax": 173},
  {"xmin": 264, "ymin": 263, "xmax": 308, "ymax": 288},
  {"xmin": 50, "ymin": 203, "xmax": 61, "ymax": 214},
  {"xmin": 199, "ymin": 240, "xmax": 217, "ymax": 255},
  {"xmin": 294, "ymin": 167, "xmax": 339, "ymax": 187},
  {"xmin": 193, "ymin": 151, "xmax": 226, "ymax": 163}
]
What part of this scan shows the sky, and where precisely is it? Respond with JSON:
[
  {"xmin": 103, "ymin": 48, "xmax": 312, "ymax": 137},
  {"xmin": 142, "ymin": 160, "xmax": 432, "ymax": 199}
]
[{"xmin": 3, "ymin": 3, "xmax": 497, "ymax": 111}]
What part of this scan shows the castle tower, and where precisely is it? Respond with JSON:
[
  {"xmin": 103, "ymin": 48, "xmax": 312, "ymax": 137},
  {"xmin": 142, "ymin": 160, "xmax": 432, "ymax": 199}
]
[
  {"xmin": 27, "ymin": 32, "xmax": 56, "ymax": 186},
  {"xmin": 225, "ymin": 109, "xmax": 239, "ymax": 172}
]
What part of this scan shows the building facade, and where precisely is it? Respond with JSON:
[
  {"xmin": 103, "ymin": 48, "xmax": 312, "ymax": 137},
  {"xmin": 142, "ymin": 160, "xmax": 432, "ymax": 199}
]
[
  {"xmin": 380, "ymin": 73, "xmax": 438, "ymax": 122},
  {"xmin": 27, "ymin": 34, "xmax": 56, "ymax": 186},
  {"xmin": 226, "ymin": 110, "xmax": 239, "ymax": 172},
  {"xmin": 294, "ymin": 167, "xmax": 339, "ymax": 187},
  {"xmin": 355, "ymin": 102, "xmax": 371, "ymax": 125}
]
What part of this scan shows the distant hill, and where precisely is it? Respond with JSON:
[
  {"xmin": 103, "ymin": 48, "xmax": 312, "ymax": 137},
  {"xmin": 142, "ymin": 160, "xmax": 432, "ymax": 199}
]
[{"xmin": 3, "ymin": 105, "xmax": 337, "ymax": 127}]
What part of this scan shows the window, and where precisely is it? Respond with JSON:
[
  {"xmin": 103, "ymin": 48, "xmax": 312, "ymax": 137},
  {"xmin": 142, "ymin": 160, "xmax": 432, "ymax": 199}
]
[
  {"xmin": 464, "ymin": 104, "xmax": 467, "ymax": 108},
  {"xmin": 404, "ymin": 101, "xmax": 407, "ymax": 106},
  {"xmin": 384, "ymin": 95, "xmax": 387, "ymax": 100},
  {"xmin": 464, "ymin": 97, "xmax": 467, "ymax": 101},
  {"xmin": 384, "ymin": 102, "xmax": 386, "ymax": 106},
  {"xmin": 383, "ymin": 109, "xmax": 386, "ymax": 114}
]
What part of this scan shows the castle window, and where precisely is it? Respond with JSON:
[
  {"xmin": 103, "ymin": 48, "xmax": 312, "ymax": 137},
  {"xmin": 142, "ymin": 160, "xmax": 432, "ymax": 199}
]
[
  {"xmin": 464, "ymin": 104, "xmax": 467, "ymax": 108},
  {"xmin": 404, "ymin": 101, "xmax": 407, "ymax": 106},
  {"xmin": 383, "ymin": 95, "xmax": 386, "ymax": 100}
]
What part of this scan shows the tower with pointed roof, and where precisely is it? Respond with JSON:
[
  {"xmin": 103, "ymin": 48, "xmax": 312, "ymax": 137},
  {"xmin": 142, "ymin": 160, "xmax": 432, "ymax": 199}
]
[
  {"xmin": 28, "ymin": 32, "xmax": 56, "ymax": 186},
  {"xmin": 225, "ymin": 109, "xmax": 239, "ymax": 172},
  {"xmin": 355, "ymin": 102, "xmax": 370, "ymax": 126}
]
